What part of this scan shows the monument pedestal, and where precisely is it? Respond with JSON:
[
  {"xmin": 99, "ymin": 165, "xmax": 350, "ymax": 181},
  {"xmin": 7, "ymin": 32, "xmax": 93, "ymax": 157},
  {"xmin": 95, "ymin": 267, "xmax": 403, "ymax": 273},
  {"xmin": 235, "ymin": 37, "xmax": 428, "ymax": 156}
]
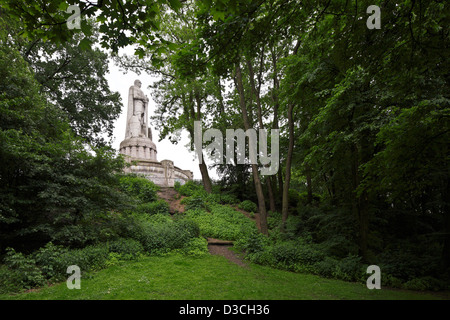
[{"xmin": 121, "ymin": 158, "xmax": 193, "ymax": 187}]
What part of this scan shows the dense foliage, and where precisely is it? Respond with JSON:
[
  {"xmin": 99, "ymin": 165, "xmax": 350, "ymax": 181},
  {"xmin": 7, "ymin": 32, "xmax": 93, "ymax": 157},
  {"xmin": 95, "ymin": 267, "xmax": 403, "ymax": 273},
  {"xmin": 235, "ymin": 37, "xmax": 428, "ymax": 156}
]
[
  {"xmin": 0, "ymin": 176, "xmax": 209, "ymax": 293},
  {"xmin": 0, "ymin": 0, "xmax": 448, "ymax": 295}
]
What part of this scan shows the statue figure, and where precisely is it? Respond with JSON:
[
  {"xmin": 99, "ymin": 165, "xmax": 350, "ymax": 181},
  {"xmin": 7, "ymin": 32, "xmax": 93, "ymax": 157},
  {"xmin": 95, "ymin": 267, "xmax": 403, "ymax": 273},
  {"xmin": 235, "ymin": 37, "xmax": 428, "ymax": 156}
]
[
  {"xmin": 126, "ymin": 80, "xmax": 150, "ymax": 139},
  {"xmin": 162, "ymin": 160, "xmax": 174, "ymax": 187}
]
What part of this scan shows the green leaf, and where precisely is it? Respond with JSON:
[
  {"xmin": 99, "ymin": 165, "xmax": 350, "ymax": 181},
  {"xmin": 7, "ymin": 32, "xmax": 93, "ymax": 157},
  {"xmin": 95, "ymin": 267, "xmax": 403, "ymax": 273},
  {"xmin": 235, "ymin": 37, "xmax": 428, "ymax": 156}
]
[
  {"xmin": 81, "ymin": 22, "xmax": 93, "ymax": 37},
  {"xmin": 168, "ymin": 0, "xmax": 182, "ymax": 11},
  {"xmin": 78, "ymin": 38, "xmax": 92, "ymax": 50}
]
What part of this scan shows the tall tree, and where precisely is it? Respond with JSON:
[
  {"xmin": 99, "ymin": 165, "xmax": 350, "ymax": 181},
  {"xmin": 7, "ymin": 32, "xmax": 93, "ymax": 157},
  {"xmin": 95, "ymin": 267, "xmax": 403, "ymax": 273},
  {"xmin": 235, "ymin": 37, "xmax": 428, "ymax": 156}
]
[{"xmin": 19, "ymin": 24, "xmax": 122, "ymax": 146}]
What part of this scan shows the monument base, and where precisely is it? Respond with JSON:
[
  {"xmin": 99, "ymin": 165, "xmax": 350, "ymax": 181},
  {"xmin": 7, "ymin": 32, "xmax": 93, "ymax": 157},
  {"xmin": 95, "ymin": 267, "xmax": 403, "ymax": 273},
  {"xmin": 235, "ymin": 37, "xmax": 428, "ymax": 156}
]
[{"xmin": 122, "ymin": 157, "xmax": 193, "ymax": 187}]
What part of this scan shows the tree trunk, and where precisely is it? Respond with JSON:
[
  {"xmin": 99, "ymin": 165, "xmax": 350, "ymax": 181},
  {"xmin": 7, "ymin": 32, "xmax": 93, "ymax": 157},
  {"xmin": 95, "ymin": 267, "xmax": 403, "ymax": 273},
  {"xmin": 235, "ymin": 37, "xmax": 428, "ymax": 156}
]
[
  {"xmin": 189, "ymin": 90, "xmax": 213, "ymax": 193},
  {"xmin": 278, "ymin": 169, "xmax": 283, "ymax": 205},
  {"xmin": 235, "ymin": 63, "xmax": 268, "ymax": 235},
  {"xmin": 281, "ymin": 103, "xmax": 295, "ymax": 230},
  {"xmin": 267, "ymin": 176, "xmax": 276, "ymax": 213},
  {"xmin": 246, "ymin": 56, "xmax": 276, "ymax": 214},
  {"xmin": 271, "ymin": 46, "xmax": 283, "ymax": 211},
  {"xmin": 199, "ymin": 157, "xmax": 212, "ymax": 193}
]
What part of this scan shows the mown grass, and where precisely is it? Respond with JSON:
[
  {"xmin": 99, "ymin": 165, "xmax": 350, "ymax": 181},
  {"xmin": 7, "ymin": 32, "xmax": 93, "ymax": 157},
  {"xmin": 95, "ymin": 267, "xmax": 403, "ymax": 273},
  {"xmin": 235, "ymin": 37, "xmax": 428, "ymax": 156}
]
[{"xmin": 0, "ymin": 254, "xmax": 446, "ymax": 300}]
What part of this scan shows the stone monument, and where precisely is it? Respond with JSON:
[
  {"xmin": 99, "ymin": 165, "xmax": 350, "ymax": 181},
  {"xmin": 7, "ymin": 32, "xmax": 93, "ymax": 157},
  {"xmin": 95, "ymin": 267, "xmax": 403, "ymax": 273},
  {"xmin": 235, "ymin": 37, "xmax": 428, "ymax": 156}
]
[{"xmin": 119, "ymin": 80, "xmax": 193, "ymax": 187}]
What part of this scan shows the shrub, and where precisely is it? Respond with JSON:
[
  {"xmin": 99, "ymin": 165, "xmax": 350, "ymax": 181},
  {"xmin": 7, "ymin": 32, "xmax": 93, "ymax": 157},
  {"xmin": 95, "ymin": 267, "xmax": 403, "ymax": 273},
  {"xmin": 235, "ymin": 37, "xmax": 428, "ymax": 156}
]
[
  {"xmin": 246, "ymin": 249, "xmax": 275, "ymax": 266},
  {"xmin": 267, "ymin": 211, "xmax": 282, "ymax": 230},
  {"xmin": 205, "ymin": 193, "xmax": 221, "ymax": 204},
  {"xmin": 186, "ymin": 204, "xmax": 258, "ymax": 241},
  {"xmin": 0, "ymin": 265, "xmax": 24, "ymax": 294},
  {"xmin": 108, "ymin": 238, "xmax": 144, "ymax": 259},
  {"xmin": 118, "ymin": 174, "xmax": 159, "ymax": 202},
  {"xmin": 134, "ymin": 217, "xmax": 201, "ymax": 255},
  {"xmin": 378, "ymin": 242, "xmax": 442, "ymax": 281},
  {"xmin": 136, "ymin": 200, "xmax": 170, "ymax": 216},
  {"xmin": 32, "ymin": 242, "xmax": 69, "ymax": 281},
  {"xmin": 219, "ymin": 194, "xmax": 239, "ymax": 205},
  {"xmin": 146, "ymin": 213, "xmax": 173, "ymax": 225},
  {"xmin": 175, "ymin": 218, "xmax": 201, "ymax": 239},
  {"xmin": 181, "ymin": 195, "xmax": 209, "ymax": 211},
  {"xmin": 312, "ymin": 256, "xmax": 340, "ymax": 278},
  {"xmin": 331, "ymin": 255, "xmax": 364, "ymax": 282},
  {"xmin": 271, "ymin": 242, "xmax": 301, "ymax": 269},
  {"xmin": 175, "ymin": 180, "xmax": 204, "ymax": 197},
  {"xmin": 383, "ymin": 273, "xmax": 404, "ymax": 289},
  {"xmin": 59, "ymin": 244, "xmax": 110, "ymax": 273},
  {"xmin": 3, "ymin": 248, "xmax": 45, "ymax": 289},
  {"xmin": 235, "ymin": 231, "xmax": 271, "ymax": 255},
  {"xmin": 183, "ymin": 237, "xmax": 209, "ymax": 257},
  {"xmin": 402, "ymin": 276, "xmax": 443, "ymax": 291},
  {"xmin": 238, "ymin": 200, "xmax": 258, "ymax": 213}
]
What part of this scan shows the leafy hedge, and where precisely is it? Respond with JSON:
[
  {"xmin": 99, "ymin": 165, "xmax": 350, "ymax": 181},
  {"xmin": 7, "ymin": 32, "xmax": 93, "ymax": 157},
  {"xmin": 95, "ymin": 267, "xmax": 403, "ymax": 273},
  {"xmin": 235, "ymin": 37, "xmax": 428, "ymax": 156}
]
[
  {"xmin": 238, "ymin": 200, "xmax": 258, "ymax": 213},
  {"xmin": 135, "ymin": 199, "xmax": 170, "ymax": 216},
  {"xmin": 0, "ymin": 210, "xmax": 208, "ymax": 294},
  {"xmin": 185, "ymin": 204, "xmax": 258, "ymax": 241},
  {"xmin": 118, "ymin": 174, "xmax": 160, "ymax": 203},
  {"xmin": 174, "ymin": 180, "xmax": 204, "ymax": 197},
  {"xmin": 234, "ymin": 229, "xmax": 450, "ymax": 290}
]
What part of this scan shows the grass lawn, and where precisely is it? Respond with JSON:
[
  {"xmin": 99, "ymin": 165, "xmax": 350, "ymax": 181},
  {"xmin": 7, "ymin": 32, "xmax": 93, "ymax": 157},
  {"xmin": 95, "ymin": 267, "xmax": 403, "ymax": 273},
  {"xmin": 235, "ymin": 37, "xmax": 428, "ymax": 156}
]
[{"xmin": 0, "ymin": 254, "xmax": 446, "ymax": 300}]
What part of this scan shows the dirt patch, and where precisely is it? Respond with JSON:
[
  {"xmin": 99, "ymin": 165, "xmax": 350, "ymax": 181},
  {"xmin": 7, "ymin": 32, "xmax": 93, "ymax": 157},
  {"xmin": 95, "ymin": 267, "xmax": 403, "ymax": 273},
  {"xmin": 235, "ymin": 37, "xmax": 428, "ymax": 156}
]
[
  {"xmin": 208, "ymin": 244, "xmax": 248, "ymax": 268},
  {"xmin": 206, "ymin": 237, "xmax": 234, "ymax": 245},
  {"xmin": 157, "ymin": 187, "xmax": 186, "ymax": 214}
]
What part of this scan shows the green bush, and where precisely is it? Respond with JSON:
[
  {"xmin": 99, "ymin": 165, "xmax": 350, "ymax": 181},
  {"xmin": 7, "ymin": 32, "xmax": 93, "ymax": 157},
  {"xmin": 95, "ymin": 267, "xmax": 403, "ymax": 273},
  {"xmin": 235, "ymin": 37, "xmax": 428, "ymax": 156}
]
[
  {"xmin": 267, "ymin": 211, "xmax": 282, "ymax": 230},
  {"xmin": 331, "ymin": 255, "xmax": 364, "ymax": 282},
  {"xmin": 108, "ymin": 238, "xmax": 144, "ymax": 259},
  {"xmin": 0, "ymin": 265, "xmax": 24, "ymax": 294},
  {"xmin": 3, "ymin": 248, "xmax": 45, "ymax": 290},
  {"xmin": 219, "ymin": 194, "xmax": 239, "ymax": 205},
  {"xmin": 402, "ymin": 276, "xmax": 443, "ymax": 291},
  {"xmin": 0, "ymin": 243, "xmax": 113, "ymax": 293},
  {"xmin": 175, "ymin": 180, "xmax": 204, "ymax": 197},
  {"xmin": 118, "ymin": 174, "xmax": 160, "ymax": 202},
  {"xmin": 271, "ymin": 242, "xmax": 301, "ymax": 269},
  {"xmin": 182, "ymin": 237, "xmax": 209, "ymax": 257},
  {"xmin": 383, "ymin": 273, "xmax": 404, "ymax": 289},
  {"xmin": 238, "ymin": 200, "xmax": 258, "ymax": 213},
  {"xmin": 132, "ymin": 216, "xmax": 201, "ymax": 255},
  {"xmin": 246, "ymin": 249, "xmax": 276, "ymax": 266},
  {"xmin": 32, "ymin": 242, "xmax": 69, "ymax": 281},
  {"xmin": 136, "ymin": 200, "xmax": 170, "ymax": 216},
  {"xmin": 60, "ymin": 244, "xmax": 110, "ymax": 272},
  {"xmin": 205, "ymin": 193, "xmax": 221, "ymax": 204},
  {"xmin": 146, "ymin": 213, "xmax": 173, "ymax": 225},
  {"xmin": 378, "ymin": 242, "xmax": 442, "ymax": 281},
  {"xmin": 185, "ymin": 204, "xmax": 258, "ymax": 241},
  {"xmin": 175, "ymin": 218, "xmax": 201, "ymax": 239},
  {"xmin": 181, "ymin": 195, "xmax": 210, "ymax": 211},
  {"xmin": 311, "ymin": 255, "xmax": 365, "ymax": 282},
  {"xmin": 312, "ymin": 256, "xmax": 339, "ymax": 278},
  {"xmin": 235, "ymin": 231, "xmax": 271, "ymax": 255}
]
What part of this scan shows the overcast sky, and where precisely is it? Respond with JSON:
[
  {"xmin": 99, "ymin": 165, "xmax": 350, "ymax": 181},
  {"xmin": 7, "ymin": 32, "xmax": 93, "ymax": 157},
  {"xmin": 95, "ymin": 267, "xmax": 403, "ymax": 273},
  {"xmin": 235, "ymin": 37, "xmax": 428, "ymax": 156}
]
[{"xmin": 105, "ymin": 57, "xmax": 218, "ymax": 181}]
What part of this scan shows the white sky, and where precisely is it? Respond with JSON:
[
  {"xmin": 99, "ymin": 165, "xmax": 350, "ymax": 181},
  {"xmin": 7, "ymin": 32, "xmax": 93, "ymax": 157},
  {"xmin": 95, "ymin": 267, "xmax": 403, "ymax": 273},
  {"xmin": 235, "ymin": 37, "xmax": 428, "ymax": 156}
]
[{"xmin": 105, "ymin": 57, "xmax": 219, "ymax": 181}]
